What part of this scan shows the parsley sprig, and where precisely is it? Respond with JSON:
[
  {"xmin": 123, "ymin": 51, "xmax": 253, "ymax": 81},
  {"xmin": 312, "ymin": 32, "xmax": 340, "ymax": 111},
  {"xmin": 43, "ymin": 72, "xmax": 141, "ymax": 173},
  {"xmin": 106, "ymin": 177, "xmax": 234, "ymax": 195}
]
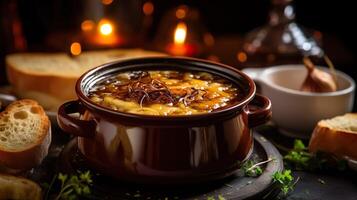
[
  {"xmin": 284, "ymin": 140, "xmax": 313, "ymax": 170},
  {"xmin": 45, "ymin": 171, "xmax": 93, "ymax": 200},
  {"xmin": 272, "ymin": 170, "xmax": 299, "ymax": 196},
  {"xmin": 242, "ymin": 158, "xmax": 274, "ymax": 177},
  {"xmin": 241, "ymin": 138, "xmax": 349, "ymax": 198},
  {"xmin": 284, "ymin": 139, "xmax": 347, "ymax": 171},
  {"xmin": 207, "ymin": 195, "xmax": 226, "ymax": 200}
]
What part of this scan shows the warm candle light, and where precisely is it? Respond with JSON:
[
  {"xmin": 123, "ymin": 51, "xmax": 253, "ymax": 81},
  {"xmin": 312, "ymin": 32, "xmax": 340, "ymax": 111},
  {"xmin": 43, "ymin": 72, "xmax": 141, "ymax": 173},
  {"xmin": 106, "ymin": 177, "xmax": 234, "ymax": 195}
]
[
  {"xmin": 84, "ymin": 18, "xmax": 121, "ymax": 46},
  {"xmin": 166, "ymin": 22, "xmax": 197, "ymax": 56},
  {"xmin": 174, "ymin": 22, "xmax": 187, "ymax": 45},
  {"xmin": 100, "ymin": 24, "xmax": 112, "ymax": 35},
  {"xmin": 70, "ymin": 42, "xmax": 82, "ymax": 56},
  {"xmin": 98, "ymin": 19, "xmax": 114, "ymax": 35},
  {"xmin": 156, "ymin": 5, "xmax": 205, "ymax": 57},
  {"xmin": 81, "ymin": 18, "xmax": 121, "ymax": 47}
]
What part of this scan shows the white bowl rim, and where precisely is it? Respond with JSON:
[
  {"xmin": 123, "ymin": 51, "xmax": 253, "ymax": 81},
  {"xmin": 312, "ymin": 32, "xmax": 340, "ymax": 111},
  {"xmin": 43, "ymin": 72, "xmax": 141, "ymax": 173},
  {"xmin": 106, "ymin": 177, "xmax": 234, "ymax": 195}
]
[{"xmin": 260, "ymin": 65, "xmax": 356, "ymax": 97}]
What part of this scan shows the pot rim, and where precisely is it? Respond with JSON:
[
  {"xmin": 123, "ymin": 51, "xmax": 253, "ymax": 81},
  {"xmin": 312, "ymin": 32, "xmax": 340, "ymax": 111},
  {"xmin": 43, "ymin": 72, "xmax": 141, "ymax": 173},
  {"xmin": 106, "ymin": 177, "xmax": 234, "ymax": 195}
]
[{"xmin": 75, "ymin": 56, "xmax": 256, "ymax": 123}]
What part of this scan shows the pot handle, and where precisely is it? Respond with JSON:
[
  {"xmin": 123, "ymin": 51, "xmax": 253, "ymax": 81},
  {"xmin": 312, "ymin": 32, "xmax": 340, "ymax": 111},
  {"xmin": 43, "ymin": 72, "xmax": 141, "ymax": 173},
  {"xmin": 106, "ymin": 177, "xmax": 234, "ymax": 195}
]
[
  {"xmin": 245, "ymin": 94, "xmax": 272, "ymax": 128},
  {"xmin": 57, "ymin": 100, "xmax": 96, "ymax": 138}
]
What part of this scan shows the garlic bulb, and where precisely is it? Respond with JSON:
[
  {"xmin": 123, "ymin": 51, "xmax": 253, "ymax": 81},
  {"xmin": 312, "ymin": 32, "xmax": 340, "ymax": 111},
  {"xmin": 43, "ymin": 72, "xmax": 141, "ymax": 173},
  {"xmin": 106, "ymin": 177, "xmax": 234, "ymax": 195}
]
[{"xmin": 300, "ymin": 57, "xmax": 337, "ymax": 93}]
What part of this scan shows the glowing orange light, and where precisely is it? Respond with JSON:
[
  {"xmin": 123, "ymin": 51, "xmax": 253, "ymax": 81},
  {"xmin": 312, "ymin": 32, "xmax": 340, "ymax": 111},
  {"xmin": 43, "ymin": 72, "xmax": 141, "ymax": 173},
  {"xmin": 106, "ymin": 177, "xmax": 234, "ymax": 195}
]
[
  {"xmin": 70, "ymin": 42, "xmax": 81, "ymax": 56},
  {"xmin": 101, "ymin": 0, "xmax": 113, "ymax": 5},
  {"xmin": 237, "ymin": 52, "xmax": 247, "ymax": 62},
  {"xmin": 100, "ymin": 24, "xmax": 113, "ymax": 35},
  {"xmin": 143, "ymin": 1, "xmax": 154, "ymax": 15},
  {"xmin": 175, "ymin": 7, "xmax": 187, "ymax": 19},
  {"xmin": 174, "ymin": 22, "xmax": 187, "ymax": 45},
  {"xmin": 98, "ymin": 19, "xmax": 113, "ymax": 36},
  {"xmin": 81, "ymin": 20, "xmax": 95, "ymax": 32}
]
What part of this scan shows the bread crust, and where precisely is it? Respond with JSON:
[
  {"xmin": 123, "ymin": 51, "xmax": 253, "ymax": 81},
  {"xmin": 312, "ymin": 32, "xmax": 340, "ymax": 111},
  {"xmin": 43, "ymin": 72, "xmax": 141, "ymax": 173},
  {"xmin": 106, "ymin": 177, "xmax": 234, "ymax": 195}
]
[
  {"xmin": 8, "ymin": 63, "xmax": 77, "ymax": 98},
  {"xmin": 0, "ymin": 99, "xmax": 51, "ymax": 170},
  {"xmin": 0, "ymin": 173, "xmax": 42, "ymax": 200},
  {"xmin": 6, "ymin": 50, "xmax": 166, "ymax": 110},
  {"xmin": 309, "ymin": 115, "xmax": 357, "ymax": 160}
]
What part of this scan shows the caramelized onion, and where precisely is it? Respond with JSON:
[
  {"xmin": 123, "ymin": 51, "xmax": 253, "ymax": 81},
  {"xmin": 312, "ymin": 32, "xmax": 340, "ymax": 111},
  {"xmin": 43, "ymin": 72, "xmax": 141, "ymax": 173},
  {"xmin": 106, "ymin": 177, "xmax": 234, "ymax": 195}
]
[
  {"xmin": 89, "ymin": 70, "xmax": 239, "ymax": 115},
  {"xmin": 98, "ymin": 71, "xmax": 205, "ymax": 107}
]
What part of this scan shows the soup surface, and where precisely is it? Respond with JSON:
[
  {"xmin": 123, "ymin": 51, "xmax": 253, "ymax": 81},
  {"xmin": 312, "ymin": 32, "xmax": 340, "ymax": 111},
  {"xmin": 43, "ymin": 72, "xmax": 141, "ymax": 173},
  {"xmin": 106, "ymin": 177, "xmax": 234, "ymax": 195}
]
[{"xmin": 88, "ymin": 70, "xmax": 240, "ymax": 115}]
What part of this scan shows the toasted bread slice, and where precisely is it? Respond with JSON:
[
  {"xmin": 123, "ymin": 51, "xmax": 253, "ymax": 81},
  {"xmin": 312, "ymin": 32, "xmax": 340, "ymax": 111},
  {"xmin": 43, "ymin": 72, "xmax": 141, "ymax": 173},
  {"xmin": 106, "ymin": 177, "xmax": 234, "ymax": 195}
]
[
  {"xmin": 309, "ymin": 113, "xmax": 357, "ymax": 160},
  {"xmin": 6, "ymin": 49, "xmax": 165, "ymax": 110},
  {"xmin": 0, "ymin": 99, "xmax": 51, "ymax": 170},
  {"xmin": 0, "ymin": 173, "xmax": 42, "ymax": 200}
]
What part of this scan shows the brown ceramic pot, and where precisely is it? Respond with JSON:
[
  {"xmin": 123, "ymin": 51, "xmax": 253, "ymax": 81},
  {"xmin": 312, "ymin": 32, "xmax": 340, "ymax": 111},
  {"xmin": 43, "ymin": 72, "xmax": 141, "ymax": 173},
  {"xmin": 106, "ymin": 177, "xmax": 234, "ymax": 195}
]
[{"xmin": 57, "ymin": 57, "xmax": 272, "ymax": 184}]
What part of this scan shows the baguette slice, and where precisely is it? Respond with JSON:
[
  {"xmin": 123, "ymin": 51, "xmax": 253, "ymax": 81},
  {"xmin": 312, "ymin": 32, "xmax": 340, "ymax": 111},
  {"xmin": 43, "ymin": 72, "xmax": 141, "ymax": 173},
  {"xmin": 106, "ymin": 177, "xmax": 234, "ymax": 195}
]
[
  {"xmin": 0, "ymin": 99, "xmax": 51, "ymax": 170},
  {"xmin": 6, "ymin": 49, "xmax": 165, "ymax": 110},
  {"xmin": 309, "ymin": 113, "xmax": 357, "ymax": 160},
  {"xmin": 0, "ymin": 173, "xmax": 42, "ymax": 200}
]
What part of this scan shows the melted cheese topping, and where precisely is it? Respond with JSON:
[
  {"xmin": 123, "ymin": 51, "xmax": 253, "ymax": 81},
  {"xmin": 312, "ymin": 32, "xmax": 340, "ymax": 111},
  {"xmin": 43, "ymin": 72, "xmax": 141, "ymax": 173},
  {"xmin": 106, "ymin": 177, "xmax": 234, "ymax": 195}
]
[{"xmin": 89, "ymin": 71, "xmax": 239, "ymax": 116}]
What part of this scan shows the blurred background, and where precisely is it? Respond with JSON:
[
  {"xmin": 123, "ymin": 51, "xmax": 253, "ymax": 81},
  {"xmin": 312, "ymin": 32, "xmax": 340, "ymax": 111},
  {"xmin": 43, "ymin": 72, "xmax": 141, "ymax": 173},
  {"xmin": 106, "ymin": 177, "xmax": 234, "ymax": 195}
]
[{"xmin": 1, "ymin": 0, "xmax": 356, "ymax": 84}]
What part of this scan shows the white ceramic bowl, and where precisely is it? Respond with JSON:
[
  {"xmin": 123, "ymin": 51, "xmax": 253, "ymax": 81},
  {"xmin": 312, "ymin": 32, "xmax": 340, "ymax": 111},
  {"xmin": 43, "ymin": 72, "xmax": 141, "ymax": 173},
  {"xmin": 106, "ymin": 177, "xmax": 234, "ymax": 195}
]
[{"xmin": 243, "ymin": 65, "xmax": 355, "ymax": 138}]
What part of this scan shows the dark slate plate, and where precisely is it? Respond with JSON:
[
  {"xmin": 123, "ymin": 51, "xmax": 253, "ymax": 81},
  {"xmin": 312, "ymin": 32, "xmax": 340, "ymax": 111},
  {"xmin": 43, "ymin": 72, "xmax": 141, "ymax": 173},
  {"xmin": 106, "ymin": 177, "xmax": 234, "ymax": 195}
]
[{"xmin": 44, "ymin": 132, "xmax": 283, "ymax": 200}]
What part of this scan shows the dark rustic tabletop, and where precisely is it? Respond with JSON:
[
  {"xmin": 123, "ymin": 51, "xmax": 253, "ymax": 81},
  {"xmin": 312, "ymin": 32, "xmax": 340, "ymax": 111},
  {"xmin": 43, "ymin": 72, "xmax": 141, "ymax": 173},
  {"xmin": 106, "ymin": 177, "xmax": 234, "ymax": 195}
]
[
  {"xmin": 211, "ymin": 34, "xmax": 357, "ymax": 199},
  {"xmin": 257, "ymin": 126, "xmax": 357, "ymax": 200},
  {"xmin": 0, "ymin": 33, "xmax": 356, "ymax": 200},
  {"xmin": 288, "ymin": 171, "xmax": 357, "ymax": 200}
]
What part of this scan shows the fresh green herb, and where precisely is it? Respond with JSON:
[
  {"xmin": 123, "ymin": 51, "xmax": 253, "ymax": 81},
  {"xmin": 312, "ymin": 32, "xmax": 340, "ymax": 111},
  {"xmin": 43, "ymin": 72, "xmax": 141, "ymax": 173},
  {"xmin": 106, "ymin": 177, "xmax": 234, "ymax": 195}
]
[
  {"xmin": 242, "ymin": 158, "xmax": 274, "ymax": 177},
  {"xmin": 57, "ymin": 171, "xmax": 92, "ymax": 200},
  {"xmin": 272, "ymin": 170, "xmax": 299, "ymax": 196},
  {"xmin": 46, "ymin": 171, "xmax": 93, "ymax": 200},
  {"xmin": 284, "ymin": 139, "xmax": 348, "ymax": 171},
  {"xmin": 218, "ymin": 195, "xmax": 226, "ymax": 200},
  {"xmin": 243, "ymin": 160, "xmax": 263, "ymax": 177},
  {"xmin": 284, "ymin": 140, "xmax": 312, "ymax": 170},
  {"xmin": 207, "ymin": 195, "xmax": 226, "ymax": 200},
  {"xmin": 292, "ymin": 139, "xmax": 305, "ymax": 151}
]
